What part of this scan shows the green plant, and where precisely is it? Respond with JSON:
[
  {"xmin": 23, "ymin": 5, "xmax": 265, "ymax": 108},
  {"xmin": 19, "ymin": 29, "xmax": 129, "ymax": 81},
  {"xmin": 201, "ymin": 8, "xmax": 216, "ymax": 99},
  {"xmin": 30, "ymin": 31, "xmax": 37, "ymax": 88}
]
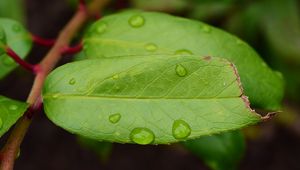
[{"xmin": 0, "ymin": 0, "xmax": 283, "ymax": 170}]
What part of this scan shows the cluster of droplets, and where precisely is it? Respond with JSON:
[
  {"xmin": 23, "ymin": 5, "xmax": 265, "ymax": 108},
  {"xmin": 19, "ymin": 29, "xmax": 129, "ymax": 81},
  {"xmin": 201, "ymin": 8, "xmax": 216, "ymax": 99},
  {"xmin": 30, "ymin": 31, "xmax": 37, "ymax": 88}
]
[{"xmin": 127, "ymin": 118, "xmax": 191, "ymax": 145}]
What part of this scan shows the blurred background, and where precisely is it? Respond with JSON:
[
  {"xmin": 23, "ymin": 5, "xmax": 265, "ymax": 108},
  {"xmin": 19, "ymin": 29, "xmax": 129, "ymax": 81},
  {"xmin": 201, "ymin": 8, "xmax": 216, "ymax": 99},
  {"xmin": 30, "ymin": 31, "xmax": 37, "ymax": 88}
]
[{"xmin": 0, "ymin": 0, "xmax": 300, "ymax": 169}]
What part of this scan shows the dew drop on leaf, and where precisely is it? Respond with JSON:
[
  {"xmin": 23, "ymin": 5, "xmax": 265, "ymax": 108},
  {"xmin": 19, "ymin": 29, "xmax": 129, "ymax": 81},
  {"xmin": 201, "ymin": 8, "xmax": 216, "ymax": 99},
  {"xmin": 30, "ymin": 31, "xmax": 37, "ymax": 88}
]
[
  {"xmin": 130, "ymin": 127, "xmax": 155, "ymax": 145},
  {"xmin": 175, "ymin": 49, "xmax": 193, "ymax": 55},
  {"xmin": 144, "ymin": 43, "xmax": 157, "ymax": 52},
  {"xmin": 172, "ymin": 119, "xmax": 191, "ymax": 139},
  {"xmin": 128, "ymin": 15, "xmax": 145, "ymax": 28},
  {"xmin": 52, "ymin": 94, "xmax": 59, "ymax": 99},
  {"xmin": 9, "ymin": 104, "xmax": 18, "ymax": 111},
  {"xmin": 202, "ymin": 25, "xmax": 211, "ymax": 33},
  {"xmin": 96, "ymin": 23, "xmax": 107, "ymax": 34},
  {"xmin": 69, "ymin": 78, "xmax": 76, "ymax": 85},
  {"xmin": 109, "ymin": 113, "xmax": 121, "ymax": 124},
  {"xmin": 175, "ymin": 64, "xmax": 187, "ymax": 77},
  {"xmin": 112, "ymin": 74, "xmax": 119, "ymax": 79}
]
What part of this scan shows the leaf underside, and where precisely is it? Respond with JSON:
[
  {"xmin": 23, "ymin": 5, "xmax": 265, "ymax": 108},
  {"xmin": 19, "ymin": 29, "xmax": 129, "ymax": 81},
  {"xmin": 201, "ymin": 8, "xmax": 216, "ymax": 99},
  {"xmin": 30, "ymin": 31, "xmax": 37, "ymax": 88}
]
[
  {"xmin": 83, "ymin": 10, "xmax": 284, "ymax": 110},
  {"xmin": 0, "ymin": 18, "xmax": 32, "ymax": 79},
  {"xmin": 0, "ymin": 95, "xmax": 28, "ymax": 137},
  {"xmin": 43, "ymin": 55, "xmax": 261, "ymax": 145}
]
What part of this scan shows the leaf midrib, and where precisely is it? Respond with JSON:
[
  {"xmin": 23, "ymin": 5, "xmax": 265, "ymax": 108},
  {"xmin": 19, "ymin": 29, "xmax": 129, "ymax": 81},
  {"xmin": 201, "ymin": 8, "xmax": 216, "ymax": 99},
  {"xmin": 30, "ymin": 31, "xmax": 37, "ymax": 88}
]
[{"xmin": 43, "ymin": 93, "xmax": 243, "ymax": 100}]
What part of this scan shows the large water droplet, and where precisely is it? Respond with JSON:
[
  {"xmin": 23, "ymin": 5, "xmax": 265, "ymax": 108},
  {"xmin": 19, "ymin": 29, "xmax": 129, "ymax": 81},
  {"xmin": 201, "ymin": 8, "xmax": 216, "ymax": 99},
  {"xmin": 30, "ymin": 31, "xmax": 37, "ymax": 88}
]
[
  {"xmin": 130, "ymin": 127, "xmax": 155, "ymax": 145},
  {"xmin": 175, "ymin": 49, "xmax": 193, "ymax": 55},
  {"xmin": 175, "ymin": 64, "xmax": 187, "ymax": 77},
  {"xmin": 109, "ymin": 113, "xmax": 121, "ymax": 124},
  {"xmin": 172, "ymin": 119, "xmax": 191, "ymax": 139},
  {"xmin": 128, "ymin": 15, "xmax": 145, "ymax": 28},
  {"xmin": 69, "ymin": 78, "xmax": 76, "ymax": 85},
  {"xmin": 12, "ymin": 24, "xmax": 21, "ymax": 32},
  {"xmin": 145, "ymin": 43, "xmax": 157, "ymax": 52},
  {"xmin": 96, "ymin": 23, "xmax": 107, "ymax": 34},
  {"xmin": 202, "ymin": 25, "xmax": 211, "ymax": 33},
  {"xmin": 3, "ymin": 57, "xmax": 14, "ymax": 66},
  {"xmin": 9, "ymin": 104, "xmax": 18, "ymax": 111}
]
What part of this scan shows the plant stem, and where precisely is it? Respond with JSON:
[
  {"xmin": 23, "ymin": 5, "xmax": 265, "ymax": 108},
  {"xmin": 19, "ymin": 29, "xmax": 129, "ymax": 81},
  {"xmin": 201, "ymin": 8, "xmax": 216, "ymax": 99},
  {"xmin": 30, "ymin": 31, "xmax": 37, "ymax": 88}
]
[
  {"xmin": 5, "ymin": 47, "xmax": 37, "ymax": 73},
  {"xmin": 61, "ymin": 41, "xmax": 83, "ymax": 55},
  {"xmin": 0, "ymin": 0, "xmax": 109, "ymax": 169},
  {"xmin": 31, "ymin": 34, "xmax": 56, "ymax": 47}
]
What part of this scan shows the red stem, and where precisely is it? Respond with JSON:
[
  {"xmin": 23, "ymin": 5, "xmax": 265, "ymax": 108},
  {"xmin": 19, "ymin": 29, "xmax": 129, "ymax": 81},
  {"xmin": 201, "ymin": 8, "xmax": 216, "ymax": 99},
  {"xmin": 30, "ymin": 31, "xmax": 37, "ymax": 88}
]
[
  {"xmin": 61, "ymin": 42, "xmax": 83, "ymax": 55},
  {"xmin": 31, "ymin": 34, "xmax": 56, "ymax": 46},
  {"xmin": 5, "ymin": 47, "xmax": 38, "ymax": 73},
  {"xmin": 79, "ymin": 0, "xmax": 87, "ymax": 12}
]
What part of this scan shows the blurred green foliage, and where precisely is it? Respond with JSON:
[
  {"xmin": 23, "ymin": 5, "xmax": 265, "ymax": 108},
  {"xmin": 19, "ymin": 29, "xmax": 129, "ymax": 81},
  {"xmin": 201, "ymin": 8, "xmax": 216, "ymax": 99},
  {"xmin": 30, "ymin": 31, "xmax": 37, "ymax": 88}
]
[{"xmin": 0, "ymin": 0, "xmax": 25, "ymax": 23}]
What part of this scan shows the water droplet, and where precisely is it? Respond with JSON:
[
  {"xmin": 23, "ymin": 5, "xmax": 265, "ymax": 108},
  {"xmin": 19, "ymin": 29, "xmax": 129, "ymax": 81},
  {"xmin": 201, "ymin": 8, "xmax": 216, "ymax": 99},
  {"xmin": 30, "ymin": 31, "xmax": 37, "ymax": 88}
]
[
  {"xmin": 145, "ymin": 43, "xmax": 157, "ymax": 52},
  {"xmin": 96, "ymin": 23, "xmax": 107, "ymax": 34},
  {"xmin": 223, "ymin": 82, "xmax": 226, "ymax": 86},
  {"xmin": 109, "ymin": 113, "xmax": 121, "ymax": 124},
  {"xmin": 52, "ymin": 94, "xmax": 59, "ymax": 99},
  {"xmin": 172, "ymin": 119, "xmax": 191, "ymax": 139},
  {"xmin": 130, "ymin": 127, "xmax": 155, "ymax": 145},
  {"xmin": 175, "ymin": 64, "xmax": 187, "ymax": 77},
  {"xmin": 202, "ymin": 25, "xmax": 211, "ymax": 33},
  {"xmin": 175, "ymin": 49, "xmax": 193, "ymax": 55},
  {"xmin": 69, "ymin": 78, "xmax": 76, "ymax": 85},
  {"xmin": 0, "ymin": 118, "xmax": 3, "ymax": 129},
  {"xmin": 9, "ymin": 105, "xmax": 18, "ymax": 110},
  {"xmin": 3, "ymin": 57, "xmax": 14, "ymax": 66},
  {"xmin": 128, "ymin": 15, "xmax": 145, "ymax": 28},
  {"xmin": 112, "ymin": 74, "xmax": 119, "ymax": 79},
  {"xmin": 12, "ymin": 24, "xmax": 21, "ymax": 32}
]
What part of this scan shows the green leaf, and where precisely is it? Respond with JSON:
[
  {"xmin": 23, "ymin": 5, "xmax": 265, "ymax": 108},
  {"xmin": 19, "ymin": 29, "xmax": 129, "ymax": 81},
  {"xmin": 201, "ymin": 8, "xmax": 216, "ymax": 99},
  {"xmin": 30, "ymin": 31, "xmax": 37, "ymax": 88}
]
[
  {"xmin": 0, "ymin": 26, "xmax": 6, "ymax": 55},
  {"xmin": 77, "ymin": 136, "xmax": 113, "ymax": 162},
  {"xmin": 0, "ymin": 18, "xmax": 32, "ymax": 79},
  {"xmin": 183, "ymin": 130, "xmax": 245, "ymax": 170},
  {"xmin": 83, "ymin": 10, "xmax": 284, "ymax": 110},
  {"xmin": 0, "ymin": 0, "xmax": 25, "ymax": 24},
  {"xmin": 0, "ymin": 95, "xmax": 29, "ymax": 137},
  {"xmin": 43, "ymin": 55, "xmax": 261, "ymax": 145}
]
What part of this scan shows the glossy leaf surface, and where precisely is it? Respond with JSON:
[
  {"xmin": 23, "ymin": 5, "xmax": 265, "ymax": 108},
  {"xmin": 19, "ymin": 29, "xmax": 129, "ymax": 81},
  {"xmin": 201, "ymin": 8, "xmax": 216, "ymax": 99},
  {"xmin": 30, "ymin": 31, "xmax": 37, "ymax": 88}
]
[
  {"xmin": 183, "ymin": 130, "xmax": 245, "ymax": 170},
  {"xmin": 0, "ymin": 95, "xmax": 28, "ymax": 137},
  {"xmin": 83, "ymin": 10, "xmax": 284, "ymax": 110},
  {"xmin": 43, "ymin": 55, "xmax": 261, "ymax": 144},
  {"xmin": 0, "ymin": 18, "xmax": 32, "ymax": 79}
]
